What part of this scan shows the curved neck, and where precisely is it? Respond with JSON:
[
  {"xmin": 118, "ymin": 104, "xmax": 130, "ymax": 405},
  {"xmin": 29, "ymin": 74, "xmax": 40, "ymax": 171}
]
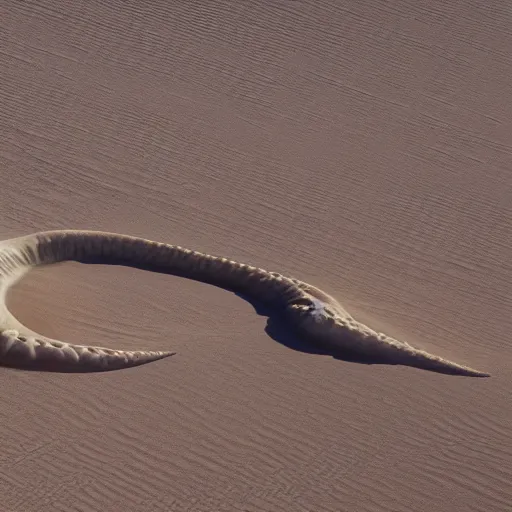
[{"xmin": 28, "ymin": 230, "xmax": 306, "ymax": 309}]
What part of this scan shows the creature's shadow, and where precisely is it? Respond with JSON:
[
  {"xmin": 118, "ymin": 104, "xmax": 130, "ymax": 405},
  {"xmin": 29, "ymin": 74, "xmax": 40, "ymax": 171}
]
[
  {"xmin": 76, "ymin": 259, "xmax": 389, "ymax": 367},
  {"xmin": 235, "ymin": 292, "xmax": 385, "ymax": 367}
]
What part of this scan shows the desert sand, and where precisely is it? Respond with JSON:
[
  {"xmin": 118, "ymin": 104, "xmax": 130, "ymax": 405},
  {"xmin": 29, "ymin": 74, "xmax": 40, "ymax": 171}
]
[{"xmin": 0, "ymin": 1, "xmax": 510, "ymax": 511}]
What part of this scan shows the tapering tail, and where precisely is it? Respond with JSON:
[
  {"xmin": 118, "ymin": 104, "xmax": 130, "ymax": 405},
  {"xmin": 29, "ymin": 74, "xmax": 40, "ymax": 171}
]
[
  {"xmin": 392, "ymin": 346, "xmax": 489, "ymax": 377},
  {"xmin": 0, "ymin": 329, "xmax": 175, "ymax": 373}
]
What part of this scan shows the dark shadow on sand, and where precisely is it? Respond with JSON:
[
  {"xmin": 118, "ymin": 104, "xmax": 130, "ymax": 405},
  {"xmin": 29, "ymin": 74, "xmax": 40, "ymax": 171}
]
[{"xmin": 235, "ymin": 292, "xmax": 387, "ymax": 368}]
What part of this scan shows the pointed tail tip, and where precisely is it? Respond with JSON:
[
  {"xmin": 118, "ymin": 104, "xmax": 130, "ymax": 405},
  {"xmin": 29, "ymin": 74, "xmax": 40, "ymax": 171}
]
[
  {"xmin": 145, "ymin": 350, "xmax": 177, "ymax": 361},
  {"xmin": 430, "ymin": 359, "xmax": 491, "ymax": 378},
  {"xmin": 0, "ymin": 329, "xmax": 177, "ymax": 372},
  {"xmin": 462, "ymin": 368, "xmax": 491, "ymax": 378},
  {"xmin": 128, "ymin": 349, "xmax": 176, "ymax": 366},
  {"xmin": 414, "ymin": 362, "xmax": 491, "ymax": 378},
  {"xmin": 405, "ymin": 348, "xmax": 490, "ymax": 378}
]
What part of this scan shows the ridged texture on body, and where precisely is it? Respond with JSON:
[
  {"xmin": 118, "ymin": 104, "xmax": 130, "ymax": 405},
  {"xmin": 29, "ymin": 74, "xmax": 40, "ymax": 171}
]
[{"xmin": 0, "ymin": 230, "xmax": 489, "ymax": 376}]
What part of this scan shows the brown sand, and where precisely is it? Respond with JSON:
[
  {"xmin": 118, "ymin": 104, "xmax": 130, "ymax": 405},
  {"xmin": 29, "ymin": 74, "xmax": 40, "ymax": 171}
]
[{"xmin": 0, "ymin": 1, "xmax": 510, "ymax": 510}]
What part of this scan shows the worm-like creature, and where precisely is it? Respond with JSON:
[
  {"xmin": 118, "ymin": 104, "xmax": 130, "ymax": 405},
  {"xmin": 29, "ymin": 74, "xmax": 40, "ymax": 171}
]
[{"xmin": 0, "ymin": 231, "xmax": 489, "ymax": 376}]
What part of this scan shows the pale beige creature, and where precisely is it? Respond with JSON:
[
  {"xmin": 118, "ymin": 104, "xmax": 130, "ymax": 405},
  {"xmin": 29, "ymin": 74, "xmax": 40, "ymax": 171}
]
[{"xmin": 0, "ymin": 230, "xmax": 489, "ymax": 376}]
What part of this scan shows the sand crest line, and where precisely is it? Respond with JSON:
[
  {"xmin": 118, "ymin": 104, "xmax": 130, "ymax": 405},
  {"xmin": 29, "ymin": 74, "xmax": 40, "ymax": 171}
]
[{"xmin": 0, "ymin": 230, "xmax": 489, "ymax": 376}]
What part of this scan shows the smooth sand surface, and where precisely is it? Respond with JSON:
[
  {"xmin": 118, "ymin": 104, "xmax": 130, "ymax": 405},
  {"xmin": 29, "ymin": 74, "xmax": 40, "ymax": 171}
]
[{"xmin": 1, "ymin": 1, "xmax": 510, "ymax": 510}]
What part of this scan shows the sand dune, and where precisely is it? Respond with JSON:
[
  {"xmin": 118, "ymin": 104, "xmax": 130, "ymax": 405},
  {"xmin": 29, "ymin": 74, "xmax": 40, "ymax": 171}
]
[{"xmin": 0, "ymin": 1, "xmax": 510, "ymax": 511}]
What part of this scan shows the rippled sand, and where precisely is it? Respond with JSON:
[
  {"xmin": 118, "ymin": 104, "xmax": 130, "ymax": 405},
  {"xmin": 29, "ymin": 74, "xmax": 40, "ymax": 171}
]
[{"xmin": 0, "ymin": 1, "xmax": 509, "ymax": 511}]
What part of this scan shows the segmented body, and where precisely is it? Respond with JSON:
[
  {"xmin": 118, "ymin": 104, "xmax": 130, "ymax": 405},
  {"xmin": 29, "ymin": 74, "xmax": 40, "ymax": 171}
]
[{"xmin": 0, "ymin": 231, "xmax": 489, "ymax": 376}]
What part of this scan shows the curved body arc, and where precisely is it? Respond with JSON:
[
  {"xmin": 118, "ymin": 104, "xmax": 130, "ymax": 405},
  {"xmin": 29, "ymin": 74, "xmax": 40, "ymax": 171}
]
[{"xmin": 0, "ymin": 230, "xmax": 489, "ymax": 376}]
